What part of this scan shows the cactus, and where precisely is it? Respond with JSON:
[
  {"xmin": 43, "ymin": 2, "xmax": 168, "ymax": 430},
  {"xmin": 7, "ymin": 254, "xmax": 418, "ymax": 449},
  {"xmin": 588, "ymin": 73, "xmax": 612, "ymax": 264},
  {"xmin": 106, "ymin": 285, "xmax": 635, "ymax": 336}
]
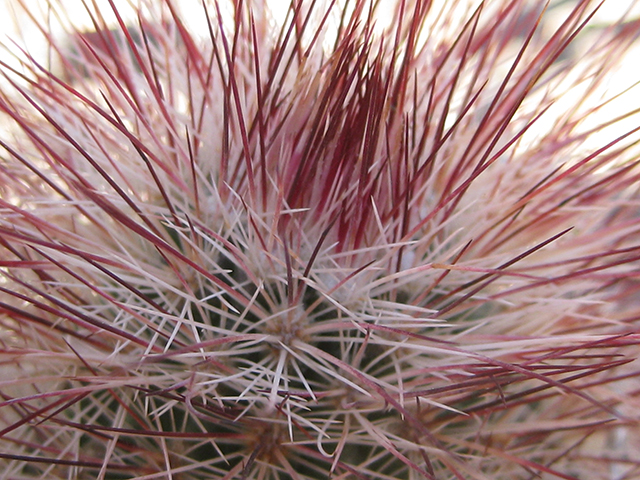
[{"xmin": 1, "ymin": 1, "xmax": 639, "ymax": 478}]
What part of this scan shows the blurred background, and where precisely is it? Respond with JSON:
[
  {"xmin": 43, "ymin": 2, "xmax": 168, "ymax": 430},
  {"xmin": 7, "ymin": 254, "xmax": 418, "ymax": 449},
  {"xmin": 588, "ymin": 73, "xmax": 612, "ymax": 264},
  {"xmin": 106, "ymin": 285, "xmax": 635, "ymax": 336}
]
[{"xmin": 1, "ymin": 0, "xmax": 639, "ymax": 161}]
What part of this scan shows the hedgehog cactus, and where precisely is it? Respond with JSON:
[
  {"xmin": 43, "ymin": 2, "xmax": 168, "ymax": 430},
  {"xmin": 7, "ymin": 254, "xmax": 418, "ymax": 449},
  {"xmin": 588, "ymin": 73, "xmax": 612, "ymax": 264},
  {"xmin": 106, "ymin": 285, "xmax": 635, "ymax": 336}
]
[{"xmin": 1, "ymin": 0, "xmax": 640, "ymax": 478}]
